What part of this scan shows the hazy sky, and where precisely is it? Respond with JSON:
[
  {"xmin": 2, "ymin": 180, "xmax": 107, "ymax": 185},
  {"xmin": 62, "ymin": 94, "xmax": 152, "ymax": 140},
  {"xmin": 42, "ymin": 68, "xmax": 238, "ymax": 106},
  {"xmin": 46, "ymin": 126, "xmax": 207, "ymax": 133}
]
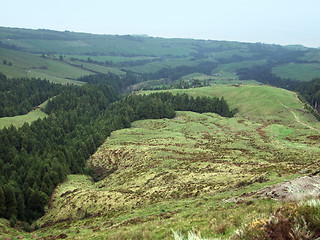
[{"xmin": 1, "ymin": 0, "xmax": 320, "ymax": 47}]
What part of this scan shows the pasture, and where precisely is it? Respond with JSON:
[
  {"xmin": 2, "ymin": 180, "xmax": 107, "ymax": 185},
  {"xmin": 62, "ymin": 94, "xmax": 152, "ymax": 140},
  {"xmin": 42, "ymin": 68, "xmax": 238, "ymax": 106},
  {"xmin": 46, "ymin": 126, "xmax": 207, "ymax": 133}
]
[{"xmin": 32, "ymin": 85, "xmax": 320, "ymax": 239}]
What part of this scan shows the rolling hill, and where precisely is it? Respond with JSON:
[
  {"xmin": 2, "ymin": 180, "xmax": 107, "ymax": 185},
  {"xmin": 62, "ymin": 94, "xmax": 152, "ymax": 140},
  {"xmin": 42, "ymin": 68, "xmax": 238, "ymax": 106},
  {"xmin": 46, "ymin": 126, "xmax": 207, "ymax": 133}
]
[
  {"xmin": 1, "ymin": 26, "xmax": 320, "ymax": 87},
  {"xmin": 1, "ymin": 27, "xmax": 320, "ymax": 239},
  {"xmin": 14, "ymin": 85, "xmax": 317, "ymax": 239}
]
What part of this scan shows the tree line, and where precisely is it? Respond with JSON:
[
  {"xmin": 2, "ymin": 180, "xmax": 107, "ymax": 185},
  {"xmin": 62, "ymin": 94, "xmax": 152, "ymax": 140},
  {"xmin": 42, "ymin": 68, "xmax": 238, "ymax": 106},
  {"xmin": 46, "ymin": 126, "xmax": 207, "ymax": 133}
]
[
  {"xmin": 0, "ymin": 73, "xmax": 235, "ymax": 225},
  {"xmin": 0, "ymin": 73, "xmax": 64, "ymax": 117},
  {"xmin": 236, "ymin": 65, "xmax": 320, "ymax": 117}
]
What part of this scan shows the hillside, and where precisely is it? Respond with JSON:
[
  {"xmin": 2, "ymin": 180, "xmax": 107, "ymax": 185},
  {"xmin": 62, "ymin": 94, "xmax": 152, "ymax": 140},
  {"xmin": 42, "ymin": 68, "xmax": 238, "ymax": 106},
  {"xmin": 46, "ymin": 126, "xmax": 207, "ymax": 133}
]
[
  {"xmin": 15, "ymin": 85, "xmax": 317, "ymax": 239},
  {"xmin": 1, "ymin": 27, "xmax": 320, "ymax": 87},
  {"xmin": 1, "ymin": 27, "xmax": 320, "ymax": 239}
]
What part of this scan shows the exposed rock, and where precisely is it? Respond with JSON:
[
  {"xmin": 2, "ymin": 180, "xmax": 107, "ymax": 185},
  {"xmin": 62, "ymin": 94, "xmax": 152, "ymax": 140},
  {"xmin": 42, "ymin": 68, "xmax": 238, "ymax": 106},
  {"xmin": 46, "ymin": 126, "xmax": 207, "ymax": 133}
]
[{"xmin": 229, "ymin": 176, "xmax": 320, "ymax": 203}]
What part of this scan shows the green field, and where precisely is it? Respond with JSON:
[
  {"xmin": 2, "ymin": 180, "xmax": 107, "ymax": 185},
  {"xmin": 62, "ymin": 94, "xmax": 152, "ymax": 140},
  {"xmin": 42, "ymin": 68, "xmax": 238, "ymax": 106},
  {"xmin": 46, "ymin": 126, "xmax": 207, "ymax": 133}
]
[
  {"xmin": 0, "ymin": 98, "xmax": 51, "ymax": 129},
  {"xmin": 23, "ymin": 85, "xmax": 319, "ymax": 240},
  {"xmin": 181, "ymin": 72, "xmax": 260, "ymax": 85},
  {"xmin": 0, "ymin": 48, "xmax": 90, "ymax": 84},
  {"xmin": 0, "ymin": 108, "xmax": 47, "ymax": 129},
  {"xmin": 212, "ymin": 59, "xmax": 267, "ymax": 74},
  {"xmin": 272, "ymin": 63, "xmax": 320, "ymax": 81},
  {"xmin": 1, "ymin": 27, "xmax": 320, "ymax": 239}
]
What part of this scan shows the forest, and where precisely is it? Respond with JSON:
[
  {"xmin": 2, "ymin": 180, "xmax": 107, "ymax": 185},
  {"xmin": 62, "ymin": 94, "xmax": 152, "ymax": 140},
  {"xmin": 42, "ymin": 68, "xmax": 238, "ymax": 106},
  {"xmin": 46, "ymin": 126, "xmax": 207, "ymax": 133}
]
[
  {"xmin": 0, "ymin": 72, "xmax": 236, "ymax": 226},
  {"xmin": 0, "ymin": 73, "xmax": 64, "ymax": 117}
]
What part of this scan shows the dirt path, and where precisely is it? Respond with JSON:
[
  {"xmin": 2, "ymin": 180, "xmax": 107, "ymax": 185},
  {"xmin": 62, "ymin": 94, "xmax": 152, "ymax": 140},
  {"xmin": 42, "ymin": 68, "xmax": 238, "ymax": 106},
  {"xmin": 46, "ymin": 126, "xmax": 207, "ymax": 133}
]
[{"xmin": 277, "ymin": 96, "xmax": 320, "ymax": 134}]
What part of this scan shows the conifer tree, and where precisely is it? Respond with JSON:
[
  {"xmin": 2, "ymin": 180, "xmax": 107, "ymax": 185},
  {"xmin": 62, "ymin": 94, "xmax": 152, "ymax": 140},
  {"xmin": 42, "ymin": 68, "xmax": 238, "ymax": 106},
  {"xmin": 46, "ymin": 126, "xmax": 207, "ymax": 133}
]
[{"xmin": 0, "ymin": 186, "xmax": 6, "ymax": 217}]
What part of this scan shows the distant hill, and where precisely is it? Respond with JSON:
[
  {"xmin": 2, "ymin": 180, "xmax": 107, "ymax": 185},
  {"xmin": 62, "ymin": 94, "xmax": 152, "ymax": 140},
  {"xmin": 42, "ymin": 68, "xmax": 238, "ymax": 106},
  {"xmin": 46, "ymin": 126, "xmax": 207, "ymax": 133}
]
[
  {"xmin": 0, "ymin": 26, "xmax": 320, "ymax": 86},
  {"xmin": 1, "ymin": 26, "xmax": 320, "ymax": 239}
]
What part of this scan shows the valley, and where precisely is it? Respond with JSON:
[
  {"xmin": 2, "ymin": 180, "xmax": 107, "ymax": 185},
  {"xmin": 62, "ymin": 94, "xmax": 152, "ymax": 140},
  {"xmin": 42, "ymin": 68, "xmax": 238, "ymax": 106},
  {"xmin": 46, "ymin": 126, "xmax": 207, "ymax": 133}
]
[{"xmin": 0, "ymin": 27, "xmax": 320, "ymax": 239}]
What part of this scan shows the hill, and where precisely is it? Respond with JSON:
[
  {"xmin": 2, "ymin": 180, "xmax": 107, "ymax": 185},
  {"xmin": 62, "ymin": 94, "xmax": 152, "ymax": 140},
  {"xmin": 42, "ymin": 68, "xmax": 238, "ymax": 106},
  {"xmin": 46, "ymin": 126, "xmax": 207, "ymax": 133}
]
[
  {"xmin": 16, "ymin": 85, "xmax": 318, "ymax": 239},
  {"xmin": 1, "ymin": 27, "xmax": 320, "ymax": 239},
  {"xmin": 1, "ymin": 26, "xmax": 320, "ymax": 87}
]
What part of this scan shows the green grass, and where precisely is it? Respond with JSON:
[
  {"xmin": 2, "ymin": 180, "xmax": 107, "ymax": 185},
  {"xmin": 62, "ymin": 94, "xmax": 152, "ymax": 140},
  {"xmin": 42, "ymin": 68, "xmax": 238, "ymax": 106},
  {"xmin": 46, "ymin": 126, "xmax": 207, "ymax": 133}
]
[
  {"xmin": 29, "ymin": 85, "xmax": 320, "ymax": 239},
  {"xmin": 272, "ymin": 63, "xmax": 320, "ymax": 81},
  {"xmin": 298, "ymin": 49, "xmax": 320, "ymax": 62},
  {"xmin": 212, "ymin": 59, "xmax": 267, "ymax": 74},
  {"xmin": 1, "ymin": 84, "xmax": 318, "ymax": 239},
  {"xmin": 65, "ymin": 60, "xmax": 126, "ymax": 75},
  {"xmin": 0, "ymin": 47, "xmax": 90, "ymax": 84},
  {"xmin": 0, "ymin": 98, "xmax": 51, "ymax": 129},
  {"xmin": 180, "ymin": 72, "xmax": 260, "ymax": 85},
  {"xmin": 144, "ymin": 85, "xmax": 302, "ymax": 121},
  {"xmin": 124, "ymin": 57, "xmax": 197, "ymax": 74},
  {"xmin": 66, "ymin": 54, "xmax": 157, "ymax": 64},
  {"xmin": 0, "ymin": 109, "xmax": 47, "ymax": 129},
  {"xmin": 211, "ymin": 49, "xmax": 254, "ymax": 59}
]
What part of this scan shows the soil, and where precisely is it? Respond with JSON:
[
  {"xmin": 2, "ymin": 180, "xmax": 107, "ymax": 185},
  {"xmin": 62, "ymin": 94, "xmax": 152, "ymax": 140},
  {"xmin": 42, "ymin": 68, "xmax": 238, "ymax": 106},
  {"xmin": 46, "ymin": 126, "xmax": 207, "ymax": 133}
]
[
  {"xmin": 231, "ymin": 175, "xmax": 320, "ymax": 203},
  {"xmin": 256, "ymin": 176, "xmax": 320, "ymax": 201}
]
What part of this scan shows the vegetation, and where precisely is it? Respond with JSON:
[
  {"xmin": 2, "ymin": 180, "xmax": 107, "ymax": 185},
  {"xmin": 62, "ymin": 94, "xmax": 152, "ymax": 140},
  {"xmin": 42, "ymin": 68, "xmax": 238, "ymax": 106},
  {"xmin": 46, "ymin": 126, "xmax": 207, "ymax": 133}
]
[
  {"xmin": 0, "ymin": 73, "xmax": 64, "ymax": 117},
  {"xmin": 233, "ymin": 199, "xmax": 320, "ymax": 239},
  {"xmin": 0, "ymin": 72, "xmax": 234, "ymax": 225},
  {"xmin": 30, "ymin": 85, "xmax": 319, "ymax": 239},
  {"xmin": 297, "ymin": 78, "xmax": 320, "ymax": 111},
  {"xmin": 1, "ymin": 26, "xmax": 320, "ymax": 239}
]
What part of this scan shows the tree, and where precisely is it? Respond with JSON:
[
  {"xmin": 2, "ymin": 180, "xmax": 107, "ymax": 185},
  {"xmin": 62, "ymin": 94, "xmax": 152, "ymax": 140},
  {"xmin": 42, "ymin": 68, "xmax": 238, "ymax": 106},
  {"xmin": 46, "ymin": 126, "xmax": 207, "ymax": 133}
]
[
  {"xmin": 28, "ymin": 189, "xmax": 48, "ymax": 214},
  {"xmin": 0, "ymin": 186, "xmax": 6, "ymax": 217},
  {"xmin": 3, "ymin": 185, "xmax": 17, "ymax": 219}
]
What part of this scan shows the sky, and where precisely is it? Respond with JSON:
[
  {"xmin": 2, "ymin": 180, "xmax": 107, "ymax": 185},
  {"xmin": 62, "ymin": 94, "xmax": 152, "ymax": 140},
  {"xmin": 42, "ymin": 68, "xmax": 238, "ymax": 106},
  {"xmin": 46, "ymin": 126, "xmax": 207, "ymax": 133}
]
[{"xmin": 1, "ymin": 0, "xmax": 320, "ymax": 47}]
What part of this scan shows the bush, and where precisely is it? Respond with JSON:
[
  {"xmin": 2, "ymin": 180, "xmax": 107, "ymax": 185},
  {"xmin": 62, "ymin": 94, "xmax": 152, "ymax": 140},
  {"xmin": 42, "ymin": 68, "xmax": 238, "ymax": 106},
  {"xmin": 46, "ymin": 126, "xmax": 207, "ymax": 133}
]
[
  {"xmin": 232, "ymin": 199, "xmax": 320, "ymax": 239},
  {"xmin": 10, "ymin": 216, "xmax": 17, "ymax": 227},
  {"xmin": 23, "ymin": 222, "xmax": 32, "ymax": 232}
]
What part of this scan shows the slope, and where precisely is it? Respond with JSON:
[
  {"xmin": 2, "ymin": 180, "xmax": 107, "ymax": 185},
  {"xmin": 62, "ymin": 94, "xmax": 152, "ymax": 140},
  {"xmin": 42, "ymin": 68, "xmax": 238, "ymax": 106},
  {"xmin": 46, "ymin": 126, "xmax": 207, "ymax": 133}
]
[
  {"xmin": 0, "ymin": 47, "xmax": 89, "ymax": 84},
  {"xmin": 2, "ymin": 26, "xmax": 320, "ymax": 83},
  {"xmin": 20, "ymin": 84, "xmax": 320, "ymax": 240}
]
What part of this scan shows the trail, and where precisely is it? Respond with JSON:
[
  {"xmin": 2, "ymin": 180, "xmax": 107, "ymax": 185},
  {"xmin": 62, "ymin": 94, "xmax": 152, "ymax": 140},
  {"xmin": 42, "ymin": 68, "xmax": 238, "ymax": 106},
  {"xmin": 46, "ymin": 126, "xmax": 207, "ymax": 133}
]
[{"xmin": 277, "ymin": 95, "xmax": 320, "ymax": 134}]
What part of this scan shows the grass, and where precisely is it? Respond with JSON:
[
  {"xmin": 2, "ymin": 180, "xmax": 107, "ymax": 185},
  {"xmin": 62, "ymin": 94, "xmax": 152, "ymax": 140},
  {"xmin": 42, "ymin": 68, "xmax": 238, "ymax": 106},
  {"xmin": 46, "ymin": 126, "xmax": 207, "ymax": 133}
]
[
  {"xmin": 212, "ymin": 60, "xmax": 267, "ymax": 74},
  {"xmin": 0, "ymin": 109, "xmax": 47, "ymax": 129},
  {"xmin": 124, "ymin": 57, "xmax": 198, "ymax": 74},
  {"xmin": 272, "ymin": 63, "xmax": 320, "ymax": 82},
  {"xmin": 65, "ymin": 60, "xmax": 126, "ymax": 76},
  {"xmin": 180, "ymin": 72, "xmax": 260, "ymax": 86},
  {"xmin": 0, "ymin": 47, "xmax": 90, "ymax": 84},
  {"xmin": 22, "ymin": 85, "xmax": 319, "ymax": 239},
  {"xmin": 66, "ymin": 54, "xmax": 157, "ymax": 64},
  {"xmin": 298, "ymin": 49, "xmax": 320, "ymax": 62}
]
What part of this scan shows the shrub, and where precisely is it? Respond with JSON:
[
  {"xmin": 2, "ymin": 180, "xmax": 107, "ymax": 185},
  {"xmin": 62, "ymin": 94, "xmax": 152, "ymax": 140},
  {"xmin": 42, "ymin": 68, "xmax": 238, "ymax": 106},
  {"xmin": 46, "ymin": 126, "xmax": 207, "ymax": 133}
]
[
  {"xmin": 232, "ymin": 199, "xmax": 320, "ymax": 239},
  {"xmin": 10, "ymin": 216, "xmax": 17, "ymax": 227}
]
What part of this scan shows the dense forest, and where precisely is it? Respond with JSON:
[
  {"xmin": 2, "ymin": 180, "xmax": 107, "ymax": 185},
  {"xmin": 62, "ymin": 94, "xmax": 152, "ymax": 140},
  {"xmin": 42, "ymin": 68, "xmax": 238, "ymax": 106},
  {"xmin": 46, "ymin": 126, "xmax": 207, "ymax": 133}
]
[
  {"xmin": 0, "ymin": 73, "xmax": 235, "ymax": 225},
  {"xmin": 0, "ymin": 73, "xmax": 64, "ymax": 117}
]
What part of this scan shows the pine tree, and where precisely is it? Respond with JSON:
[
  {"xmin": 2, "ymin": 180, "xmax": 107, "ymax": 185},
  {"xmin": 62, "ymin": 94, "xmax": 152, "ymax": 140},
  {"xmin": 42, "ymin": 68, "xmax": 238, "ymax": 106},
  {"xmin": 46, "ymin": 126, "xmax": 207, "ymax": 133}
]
[
  {"xmin": 3, "ymin": 185, "xmax": 17, "ymax": 219},
  {"xmin": 0, "ymin": 186, "xmax": 6, "ymax": 217}
]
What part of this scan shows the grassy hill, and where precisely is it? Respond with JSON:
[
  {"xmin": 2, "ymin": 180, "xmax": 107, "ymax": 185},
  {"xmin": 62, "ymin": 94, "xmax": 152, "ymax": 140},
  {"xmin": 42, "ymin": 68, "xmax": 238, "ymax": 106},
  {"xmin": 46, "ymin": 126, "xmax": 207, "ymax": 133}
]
[
  {"xmin": 1, "ymin": 27, "xmax": 320, "ymax": 239},
  {"xmin": 0, "ymin": 47, "xmax": 89, "ymax": 84},
  {"xmin": 6, "ymin": 84, "xmax": 314, "ymax": 240},
  {"xmin": 1, "ymin": 26, "xmax": 320, "ymax": 87}
]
